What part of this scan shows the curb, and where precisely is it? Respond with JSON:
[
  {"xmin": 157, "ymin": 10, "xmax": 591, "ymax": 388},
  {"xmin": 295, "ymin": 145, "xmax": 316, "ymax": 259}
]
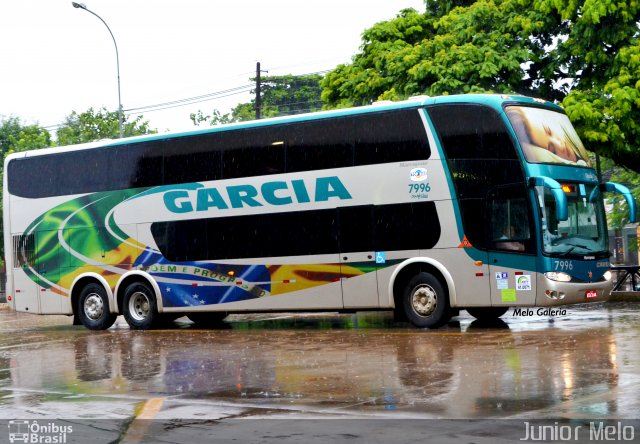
[{"xmin": 608, "ymin": 292, "xmax": 640, "ymax": 302}]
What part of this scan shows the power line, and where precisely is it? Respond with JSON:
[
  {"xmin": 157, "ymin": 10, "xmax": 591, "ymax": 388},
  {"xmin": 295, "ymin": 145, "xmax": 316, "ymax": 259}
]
[
  {"xmin": 123, "ymin": 68, "xmax": 331, "ymax": 115},
  {"xmin": 125, "ymin": 87, "xmax": 254, "ymax": 115},
  {"xmin": 39, "ymin": 67, "xmax": 333, "ymax": 130},
  {"xmin": 124, "ymin": 84, "xmax": 254, "ymax": 114}
]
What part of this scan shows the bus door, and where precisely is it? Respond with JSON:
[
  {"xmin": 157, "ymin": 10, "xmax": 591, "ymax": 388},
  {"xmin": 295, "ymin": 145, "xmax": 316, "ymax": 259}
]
[
  {"xmin": 11, "ymin": 232, "xmax": 39, "ymax": 313},
  {"xmin": 35, "ymin": 229, "xmax": 64, "ymax": 313},
  {"xmin": 486, "ymin": 185, "xmax": 537, "ymax": 306},
  {"xmin": 338, "ymin": 206, "xmax": 379, "ymax": 308}
]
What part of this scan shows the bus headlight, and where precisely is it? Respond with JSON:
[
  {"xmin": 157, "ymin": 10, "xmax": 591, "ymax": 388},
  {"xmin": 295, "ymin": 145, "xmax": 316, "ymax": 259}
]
[
  {"xmin": 545, "ymin": 272, "xmax": 572, "ymax": 282},
  {"xmin": 603, "ymin": 271, "xmax": 612, "ymax": 281}
]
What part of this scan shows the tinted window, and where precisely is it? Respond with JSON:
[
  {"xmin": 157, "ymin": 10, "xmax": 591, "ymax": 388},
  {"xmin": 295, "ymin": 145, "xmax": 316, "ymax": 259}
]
[
  {"xmin": 458, "ymin": 199, "xmax": 487, "ymax": 249},
  {"xmin": 428, "ymin": 104, "xmax": 525, "ymax": 250},
  {"xmin": 353, "ymin": 111, "xmax": 430, "ymax": 166},
  {"xmin": 8, "ymin": 149, "xmax": 112, "ymax": 197},
  {"xmin": 287, "ymin": 120, "xmax": 354, "ymax": 172},
  {"xmin": 152, "ymin": 209, "xmax": 338, "ymax": 261},
  {"xmin": 374, "ymin": 202, "xmax": 441, "ymax": 251},
  {"xmin": 112, "ymin": 143, "xmax": 162, "ymax": 189},
  {"xmin": 428, "ymin": 104, "xmax": 518, "ymax": 160},
  {"xmin": 7, "ymin": 109, "xmax": 430, "ymax": 199},
  {"xmin": 221, "ymin": 127, "xmax": 285, "ymax": 179},
  {"xmin": 151, "ymin": 202, "xmax": 440, "ymax": 261},
  {"xmin": 287, "ymin": 109, "xmax": 430, "ymax": 172},
  {"xmin": 338, "ymin": 206, "xmax": 374, "ymax": 252},
  {"xmin": 150, "ymin": 219, "xmax": 209, "ymax": 263},
  {"xmin": 448, "ymin": 159, "xmax": 523, "ymax": 199},
  {"xmin": 163, "ymin": 135, "xmax": 221, "ymax": 185},
  {"xmin": 487, "ymin": 184, "xmax": 535, "ymax": 254}
]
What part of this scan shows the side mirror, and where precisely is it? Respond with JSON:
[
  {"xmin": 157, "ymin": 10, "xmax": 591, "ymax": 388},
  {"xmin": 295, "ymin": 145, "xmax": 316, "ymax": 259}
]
[
  {"xmin": 600, "ymin": 182, "xmax": 636, "ymax": 223},
  {"xmin": 528, "ymin": 176, "xmax": 568, "ymax": 221}
]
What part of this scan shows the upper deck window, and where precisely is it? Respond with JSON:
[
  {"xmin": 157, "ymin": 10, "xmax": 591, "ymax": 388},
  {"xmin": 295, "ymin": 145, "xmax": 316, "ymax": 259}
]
[
  {"xmin": 505, "ymin": 106, "xmax": 591, "ymax": 167},
  {"xmin": 7, "ymin": 109, "xmax": 430, "ymax": 199}
]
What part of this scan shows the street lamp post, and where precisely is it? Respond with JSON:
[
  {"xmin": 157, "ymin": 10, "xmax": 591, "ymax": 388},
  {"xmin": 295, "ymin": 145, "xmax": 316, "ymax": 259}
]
[{"xmin": 71, "ymin": 2, "xmax": 123, "ymax": 138}]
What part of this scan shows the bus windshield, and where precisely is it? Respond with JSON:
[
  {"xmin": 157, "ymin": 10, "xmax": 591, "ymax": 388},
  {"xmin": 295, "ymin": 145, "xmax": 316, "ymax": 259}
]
[{"xmin": 536, "ymin": 183, "xmax": 608, "ymax": 257}]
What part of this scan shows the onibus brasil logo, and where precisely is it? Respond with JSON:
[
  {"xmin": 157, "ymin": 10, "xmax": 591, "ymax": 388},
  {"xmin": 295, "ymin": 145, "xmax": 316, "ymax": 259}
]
[{"xmin": 8, "ymin": 420, "xmax": 72, "ymax": 443}]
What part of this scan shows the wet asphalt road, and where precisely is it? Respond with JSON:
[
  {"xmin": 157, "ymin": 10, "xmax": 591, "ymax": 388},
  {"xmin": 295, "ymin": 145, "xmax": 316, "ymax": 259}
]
[{"xmin": 0, "ymin": 303, "xmax": 638, "ymax": 443}]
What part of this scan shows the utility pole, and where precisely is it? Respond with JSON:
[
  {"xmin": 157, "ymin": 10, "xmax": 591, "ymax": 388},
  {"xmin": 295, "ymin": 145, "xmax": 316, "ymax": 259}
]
[{"xmin": 256, "ymin": 62, "xmax": 261, "ymax": 120}]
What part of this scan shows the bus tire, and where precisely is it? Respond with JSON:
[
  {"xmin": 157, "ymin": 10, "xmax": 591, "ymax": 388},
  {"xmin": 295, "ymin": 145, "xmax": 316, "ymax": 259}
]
[
  {"xmin": 187, "ymin": 312, "xmax": 228, "ymax": 328},
  {"xmin": 403, "ymin": 272, "xmax": 451, "ymax": 328},
  {"xmin": 466, "ymin": 307, "xmax": 509, "ymax": 320},
  {"xmin": 123, "ymin": 282, "xmax": 159, "ymax": 330},
  {"xmin": 77, "ymin": 283, "xmax": 118, "ymax": 330}
]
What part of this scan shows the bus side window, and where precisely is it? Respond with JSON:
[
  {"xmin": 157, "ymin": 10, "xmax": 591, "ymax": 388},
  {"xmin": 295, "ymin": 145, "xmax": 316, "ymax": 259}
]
[
  {"xmin": 427, "ymin": 104, "xmax": 524, "ymax": 251},
  {"xmin": 222, "ymin": 127, "xmax": 286, "ymax": 179},
  {"xmin": 353, "ymin": 110, "xmax": 431, "ymax": 166},
  {"xmin": 286, "ymin": 119, "xmax": 354, "ymax": 173},
  {"xmin": 488, "ymin": 186, "xmax": 533, "ymax": 253}
]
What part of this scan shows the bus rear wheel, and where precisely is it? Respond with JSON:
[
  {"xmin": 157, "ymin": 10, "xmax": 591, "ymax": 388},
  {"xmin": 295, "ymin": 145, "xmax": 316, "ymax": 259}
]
[
  {"xmin": 403, "ymin": 272, "xmax": 451, "ymax": 328},
  {"xmin": 123, "ymin": 282, "xmax": 159, "ymax": 330},
  {"xmin": 466, "ymin": 307, "xmax": 509, "ymax": 320},
  {"xmin": 77, "ymin": 283, "xmax": 117, "ymax": 330}
]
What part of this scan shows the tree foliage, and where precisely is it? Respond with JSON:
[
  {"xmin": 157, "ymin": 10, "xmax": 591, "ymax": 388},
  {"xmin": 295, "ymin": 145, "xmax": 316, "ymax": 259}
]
[
  {"xmin": 192, "ymin": 74, "xmax": 323, "ymax": 126},
  {"xmin": 599, "ymin": 156, "xmax": 640, "ymax": 229},
  {"xmin": 321, "ymin": 0, "xmax": 640, "ymax": 172},
  {"xmin": 0, "ymin": 116, "xmax": 52, "ymax": 157},
  {"xmin": 56, "ymin": 107, "xmax": 155, "ymax": 145}
]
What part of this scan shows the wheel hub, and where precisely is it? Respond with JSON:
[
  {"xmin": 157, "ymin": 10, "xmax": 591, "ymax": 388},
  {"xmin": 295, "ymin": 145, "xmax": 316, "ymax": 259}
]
[
  {"xmin": 84, "ymin": 293, "xmax": 104, "ymax": 320},
  {"xmin": 411, "ymin": 285, "xmax": 437, "ymax": 316},
  {"xmin": 129, "ymin": 291, "xmax": 150, "ymax": 321}
]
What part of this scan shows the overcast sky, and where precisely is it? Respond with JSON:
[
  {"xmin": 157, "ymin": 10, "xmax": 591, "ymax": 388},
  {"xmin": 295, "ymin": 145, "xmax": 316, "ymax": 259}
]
[{"xmin": 0, "ymin": 0, "xmax": 425, "ymax": 134}]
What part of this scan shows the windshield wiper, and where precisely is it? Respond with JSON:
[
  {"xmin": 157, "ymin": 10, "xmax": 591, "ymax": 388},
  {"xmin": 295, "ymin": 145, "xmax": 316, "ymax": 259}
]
[
  {"xmin": 566, "ymin": 242, "xmax": 590, "ymax": 250},
  {"xmin": 557, "ymin": 246, "xmax": 576, "ymax": 257}
]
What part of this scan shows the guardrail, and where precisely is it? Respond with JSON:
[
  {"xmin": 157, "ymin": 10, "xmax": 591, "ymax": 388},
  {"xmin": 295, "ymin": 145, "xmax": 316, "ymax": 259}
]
[{"xmin": 610, "ymin": 265, "xmax": 640, "ymax": 292}]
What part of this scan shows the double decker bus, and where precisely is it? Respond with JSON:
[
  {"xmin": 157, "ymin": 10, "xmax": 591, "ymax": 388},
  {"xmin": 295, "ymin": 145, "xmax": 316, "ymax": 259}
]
[{"xmin": 4, "ymin": 94, "xmax": 635, "ymax": 330}]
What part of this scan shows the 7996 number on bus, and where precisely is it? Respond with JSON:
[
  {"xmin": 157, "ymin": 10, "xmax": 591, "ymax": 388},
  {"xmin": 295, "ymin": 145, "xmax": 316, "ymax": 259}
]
[
  {"xmin": 554, "ymin": 260, "xmax": 574, "ymax": 271},
  {"xmin": 408, "ymin": 183, "xmax": 431, "ymax": 193}
]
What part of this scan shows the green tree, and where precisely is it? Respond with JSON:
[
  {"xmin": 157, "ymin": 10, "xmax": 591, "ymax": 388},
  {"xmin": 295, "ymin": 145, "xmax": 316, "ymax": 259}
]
[
  {"xmin": 56, "ymin": 107, "xmax": 155, "ymax": 145},
  {"xmin": 321, "ymin": 0, "xmax": 640, "ymax": 173},
  {"xmin": 192, "ymin": 74, "xmax": 323, "ymax": 126},
  {"xmin": 321, "ymin": 2, "xmax": 545, "ymax": 107},
  {"xmin": 258, "ymin": 74, "xmax": 324, "ymax": 116},
  {"xmin": 599, "ymin": 156, "xmax": 640, "ymax": 229},
  {"xmin": 0, "ymin": 117, "xmax": 22, "ymax": 158}
]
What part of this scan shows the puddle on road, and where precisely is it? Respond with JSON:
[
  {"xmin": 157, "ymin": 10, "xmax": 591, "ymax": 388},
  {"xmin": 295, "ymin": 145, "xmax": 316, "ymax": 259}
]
[{"xmin": 0, "ymin": 304, "xmax": 636, "ymax": 419}]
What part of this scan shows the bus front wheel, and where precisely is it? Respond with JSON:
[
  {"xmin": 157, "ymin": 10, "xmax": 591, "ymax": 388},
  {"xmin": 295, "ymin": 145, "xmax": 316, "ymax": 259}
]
[
  {"xmin": 466, "ymin": 307, "xmax": 509, "ymax": 320},
  {"xmin": 403, "ymin": 272, "xmax": 451, "ymax": 328},
  {"xmin": 123, "ymin": 282, "xmax": 159, "ymax": 330},
  {"xmin": 77, "ymin": 283, "xmax": 118, "ymax": 330}
]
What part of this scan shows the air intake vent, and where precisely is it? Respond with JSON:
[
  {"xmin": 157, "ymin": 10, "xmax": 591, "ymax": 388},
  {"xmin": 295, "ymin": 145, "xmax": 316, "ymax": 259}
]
[{"xmin": 13, "ymin": 234, "xmax": 35, "ymax": 268}]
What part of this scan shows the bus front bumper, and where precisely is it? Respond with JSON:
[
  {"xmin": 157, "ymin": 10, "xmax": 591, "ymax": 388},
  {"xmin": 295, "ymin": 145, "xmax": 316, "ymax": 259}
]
[{"xmin": 535, "ymin": 275, "xmax": 613, "ymax": 306}]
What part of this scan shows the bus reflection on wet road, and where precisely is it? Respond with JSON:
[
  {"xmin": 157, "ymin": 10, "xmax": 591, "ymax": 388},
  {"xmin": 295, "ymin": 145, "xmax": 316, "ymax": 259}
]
[{"xmin": 0, "ymin": 303, "xmax": 638, "ymax": 423}]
